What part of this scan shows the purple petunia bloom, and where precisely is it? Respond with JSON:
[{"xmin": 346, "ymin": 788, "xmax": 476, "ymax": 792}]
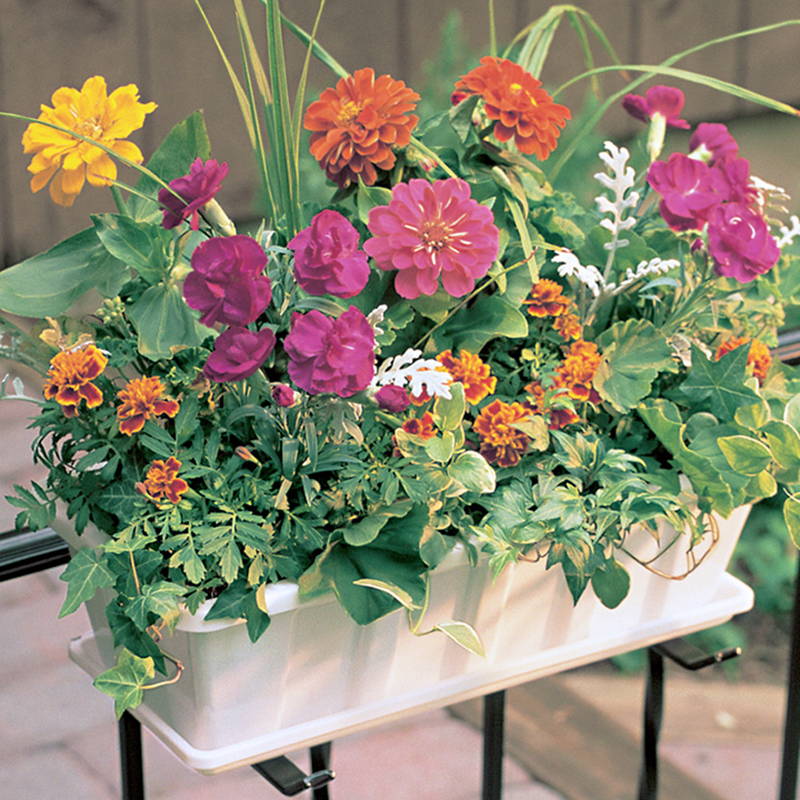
[
  {"xmin": 622, "ymin": 86, "xmax": 690, "ymax": 129},
  {"xmin": 204, "ymin": 326, "xmax": 276, "ymax": 383},
  {"xmin": 708, "ymin": 157, "xmax": 756, "ymax": 207},
  {"xmin": 159, "ymin": 158, "xmax": 229, "ymax": 230},
  {"xmin": 708, "ymin": 203, "xmax": 779, "ymax": 283},
  {"xmin": 284, "ymin": 306, "xmax": 375, "ymax": 397},
  {"xmin": 289, "ymin": 210, "xmax": 371, "ymax": 298},
  {"xmin": 184, "ymin": 235, "xmax": 272, "ymax": 328},
  {"xmin": 647, "ymin": 153, "xmax": 719, "ymax": 231},
  {"xmin": 375, "ymin": 385, "xmax": 411, "ymax": 413},
  {"xmin": 689, "ymin": 123, "xmax": 739, "ymax": 165}
]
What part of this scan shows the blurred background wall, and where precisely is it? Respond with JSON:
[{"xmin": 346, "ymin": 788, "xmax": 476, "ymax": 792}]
[{"xmin": 1, "ymin": 0, "xmax": 798, "ymax": 266}]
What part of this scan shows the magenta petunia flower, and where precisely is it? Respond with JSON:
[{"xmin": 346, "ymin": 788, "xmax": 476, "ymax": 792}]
[
  {"xmin": 288, "ymin": 210, "xmax": 371, "ymax": 298},
  {"xmin": 375, "ymin": 385, "xmax": 410, "ymax": 412},
  {"xmin": 647, "ymin": 153, "xmax": 719, "ymax": 231},
  {"xmin": 271, "ymin": 383, "xmax": 297, "ymax": 407},
  {"xmin": 689, "ymin": 123, "xmax": 738, "ymax": 165},
  {"xmin": 204, "ymin": 326, "xmax": 276, "ymax": 383},
  {"xmin": 364, "ymin": 178, "xmax": 499, "ymax": 299},
  {"xmin": 708, "ymin": 203, "xmax": 779, "ymax": 283},
  {"xmin": 159, "ymin": 158, "xmax": 229, "ymax": 230},
  {"xmin": 184, "ymin": 235, "xmax": 272, "ymax": 327},
  {"xmin": 709, "ymin": 157, "xmax": 756, "ymax": 207},
  {"xmin": 284, "ymin": 306, "xmax": 375, "ymax": 397},
  {"xmin": 622, "ymin": 86, "xmax": 690, "ymax": 129}
]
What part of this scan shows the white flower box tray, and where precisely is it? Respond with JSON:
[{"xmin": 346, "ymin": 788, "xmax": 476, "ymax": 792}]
[{"xmin": 63, "ymin": 507, "xmax": 753, "ymax": 775}]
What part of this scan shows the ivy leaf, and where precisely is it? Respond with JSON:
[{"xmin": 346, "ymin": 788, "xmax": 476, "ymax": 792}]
[
  {"xmin": 679, "ymin": 345, "xmax": 760, "ymax": 421},
  {"xmin": 717, "ymin": 435, "xmax": 773, "ymax": 476},
  {"xmin": 594, "ymin": 319, "xmax": 674, "ymax": 412},
  {"xmin": 95, "ymin": 481, "xmax": 143, "ymax": 520},
  {"xmin": 205, "ymin": 579, "xmax": 248, "ymax": 621},
  {"xmin": 340, "ymin": 500, "xmax": 413, "ymax": 547},
  {"xmin": 59, "ymin": 548, "xmax": 115, "ymax": 617},
  {"xmin": 124, "ymin": 581, "xmax": 185, "ymax": 630},
  {"xmin": 106, "ymin": 602, "xmax": 166, "ymax": 674},
  {"xmin": 93, "ymin": 648, "xmax": 155, "ymax": 718}
]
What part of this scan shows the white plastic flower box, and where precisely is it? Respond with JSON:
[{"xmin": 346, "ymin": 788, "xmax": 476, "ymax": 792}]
[{"xmin": 56, "ymin": 506, "xmax": 753, "ymax": 774}]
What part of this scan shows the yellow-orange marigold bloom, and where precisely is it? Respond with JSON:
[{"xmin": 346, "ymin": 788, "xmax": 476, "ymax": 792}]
[
  {"xmin": 715, "ymin": 335, "xmax": 771, "ymax": 384},
  {"xmin": 43, "ymin": 344, "xmax": 107, "ymax": 417},
  {"xmin": 22, "ymin": 76, "xmax": 156, "ymax": 207},
  {"xmin": 139, "ymin": 457, "xmax": 188, "ymax": 504},
  {"xmin": 454, "ymin": 57, "xmax": 571, "ymax": 160},
  {"xmin": 401, "ymin": 411, "xmax": 437, "ymax": 440},
  {"xmin": 523, "ymin": 279, "xmax": 570, "ymax": 318},
  {"xmin": 556, "ymin": 340, "xmax": 602, "ymax": 403},
  {"xmin": 304, "ymin": 67, "xmax": 420, "ymax": 188},
  {"xmin": 524, "ymin": 381, "xmax": 579, "ymax": 430},
  {"xmin": 473, "ymin": 399, "xmax": 531, "ymax": 467},
  {"xmin": 553, "ymin": 312, "xmax": 582, "ymax": 341},
  {"xmin": 116, "ymin": 376, "xmax": 179, "ymax": 436},
  {"xmin": 437, "ymin": 349, "xmax": 497, "ymax": 404}
]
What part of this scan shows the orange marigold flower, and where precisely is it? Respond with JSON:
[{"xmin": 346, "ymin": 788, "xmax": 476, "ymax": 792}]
[
  {"xmin": 22, "ymin": 76, "xmax": 156, "ymax": 207},
  {"xmin": 454, "ymin": 57, "xmax": 571, "ymax": 160},
  {"xmin": 304, "ymin": 67, "xmax": 420, "ymax": 188},
  {"xmin": 715, "ymin": 335, "xmax": 771, "ymax": 384},
  {"xmin": 401, "ymin": 411, "xmax": 437, "ymax": 440},
  {"xmin": 523, "ymin": 279, "xmax": 570, "ymax": 318},
  {"xmin": 473, "ymin": 399, "xmax": 531, "ymax": 467},
  {"xmin": 43, "ymin": 344, "xmax": 107, "ymax": 418},
  {"xmin": 524, "ymin": 381, "xmax": 579, "ymax": 430},
  {"xmin": 556, "ymin": 340, "xmax": 602, "ymax": 403},
  {"xmin": 437, "ymin": 349, "xmax": 497, "ymax": 404},
  {"xmin": 139, "ymin": 457, "xmax": 188, "ymax": 504},
  {"xmin": 408, "ymin": 387, "xmax": 432, "ymax": 406},
  {"xmin": 553, "ymin": 312, "xmax": 582, "ymax": 341},
  {"xmin": 116, "ymin": 376, "xmax": 180, "ymax": 436}
]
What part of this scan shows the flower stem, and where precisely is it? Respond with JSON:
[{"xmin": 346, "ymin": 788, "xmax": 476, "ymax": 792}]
[
  {"xmin": 408, "ymin": 136, "xmax": 458, "ymax": 180},
  {"xmin": 110, "ymin": 184, "xmax": 129, "ymax": 216}
]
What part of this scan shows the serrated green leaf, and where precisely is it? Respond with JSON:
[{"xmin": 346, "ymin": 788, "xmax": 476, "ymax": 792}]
[
  {"xmin": 59, "ymin": 548, "xmax": 115, "ymax": 617},
  {"xmin": 94, "ymin": 648, "xmax": 155, "ymax": 718},
  {"xmin": 434, "ymin": 621, "xmax": 485, "ymax": 657}
]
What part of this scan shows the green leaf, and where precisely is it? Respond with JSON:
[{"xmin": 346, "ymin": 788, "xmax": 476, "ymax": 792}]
[
  {"xmin": 242, "ymin": 588, "xmax": 271, "ymax": 642},
  {"xmin": 594, "ymin": 319, "xmax": 673, "ymax": 412},
  {"xmin": 436, "ymin": 295, "xmax": 527, "ymax": 353},
  {"xmin": 784, "ymin": 394, "xmax": 800, "ymax": 431},
  {"xmin": 433, "ymin": 621, "xmax": 485, "ymax": 657},
  {"xmin": 105, "ymin": 602, "xmax": 166, "ymax": 673},
  {"xmin": 93, "ymin": 648, "xmax": 155, "ymax": 718},
  {"xmin": 205, "ymin": 579, "xmax": 248, "ymax": 621},
  {"xmin": 92, "ymin": 214, "xmax": 170, "ymax": 283},
  {"xmin": 424, "ymin": 431, "xmax": 456, "ymax": 463},
  {"xmin": 125, "ymin": 581, "xmax": 186, "ymax": 629},
  {"xmin": 0, "ymin": 227, "xmax": 126, "ymax": 317},
  {"xmin": 717, "ymin": 435, "xmax": 773, "ymax": 476},
  {"xmin": 341, "ymin": 501, "xmax": 414, "ymax": 547},
  {"xmin": 448, "ymin": 451, "xmax": 496, "ymax": 494},
  {"xmin": 59, "ymin": 548, "xmax": 115, "ymax": 617},
  {"xmin": 127, "ymin": 283, "xmax": 207, "ymax": 360},
  {"xmin": 432, "ymin": 382, "xmax": 466, "ymax": 431},
  {"xmin": 784, "ymin": 496, "xmax": 800, "ymax": 549},
  {"xmin": 680, "ymin": 345, "xmax": 760, "ymax": 421},
  {"xmin": 763, "ymin": 420, "xmax": 800, "ymax": 481},
  {"xmin": 734, "ymin": 398, "xmax": 771, "ymax": 430},
  {"xmin": 352, "ymin": 578, "xmax": 420, "ymax": 610},
  {"xmin": 95, "ymin": 481, "xmax": 142, "ymax": 520},
  {"xmin": 356, "ymin": 180, "xmax": 393, "ymax": 225},
  {"xmin": 128, "ymin": 111, "xmax": 211, "ymax": 221},
  {"xmin": 591, "ymin": 559, "xmax": 631, "ymax": 609}
]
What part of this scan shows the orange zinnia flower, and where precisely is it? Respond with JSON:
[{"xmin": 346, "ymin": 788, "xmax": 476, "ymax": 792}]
[
  {"xmin": 22, "ymin": 76, "xmax": 156, "ymax": 207},
  {"xmin": 555, "ymin": 340, "xmax": 602, "ymax": 403},
  {"xmin": 43, "ymin": 344, "xmax": 107, "ymax": 417},
  {"xmin": 116, "ymin": 376, "xmax": 179, "ymax": 436},
  {"xmin": 523, "ymin": 279, "xmax": 571, "ymax": 318},
  {"xmin": 524, "ymin": 381, "xmax": 579, "ymax": 430},
  {"xmin": 138, "ymin": 457, "xmax": 188, "ymax": 504},
  {"xmin": 437, "ymin": 349, "xmax": 497, "ymax": 404},
  {"xmin": 715, "ymin": 336, "xmax": 771, "ymax": 384},
  {"xmin": 454, "ymin": 57, "xmax": 571, "ymax": 160},
  {"xmin": 553, "ymin": 312, "xmax": 582, "ymax": 341},
  {"xmin": 401, "ymin": 411, "xmax": 437, "ymax": 440},
  {"xmin": 304, "ymin": 67, "xmax": 420, "ymax": 187},
  {"xmin": 473, "ymin": 399, "xmax": 531, "ymax": 467}
]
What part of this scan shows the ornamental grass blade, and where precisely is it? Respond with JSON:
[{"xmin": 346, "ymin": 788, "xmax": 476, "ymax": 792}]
[
  {"xmin": 280, "ymin": 10, "xmax": 348, "ymax": 77},
  {"xmin": 233, "ymin": 0, "xmax": 271, "ymax": 103},
  {"xmin": 292, "ymin": 0, "xmax": 327, "ymax": 166},
  {"xmin": 515, "ymin": 5, "xmax": 565, "ymax": 78}
]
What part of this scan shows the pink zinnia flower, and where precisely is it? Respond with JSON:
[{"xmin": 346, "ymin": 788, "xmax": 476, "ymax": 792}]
[
  {"xmin": 289, "ymin": 210, "xmax": 370, "ymax": 298},
  {"xmin": 184, "ymin": 235, "xmax": 272, "ymax": 327},
  {"xmin": 708, "ymin": 203, "xmax": 779, "ymax": 283},
  {"xmin": 647, "ymin": 153, "xmax": 719, "ymax": 231},
  {"xmin": 204, "ymin": 326, "xmax": 276, "ymax": 383},
  {"xmin": 364, "ymin": 178, "xmax": 499, "ymax": 299},
  {"xmin": 622, "ymin": 86, "xmax": 690, "ymax": 129},
  {"xmin": 689, "ymin": 123, "xmax": 738, "ymax": 165},
  {"xmin": 284, "ymin": 306, "xmax": 375, "ymax": 397},
  {"xmin": 159, "ymin": 158, "xmax": 229, "ymax": 230}
]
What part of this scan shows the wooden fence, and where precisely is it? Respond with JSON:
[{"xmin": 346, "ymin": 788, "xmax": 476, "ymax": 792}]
[{"xmin": 1, "ymin": 0, "xmax": 798, "ymax": 266}]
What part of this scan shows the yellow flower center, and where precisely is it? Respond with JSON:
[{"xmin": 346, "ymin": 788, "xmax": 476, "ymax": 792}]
[
  {"xmin": 420, "ymin": 219, "xmax": 453, "ymax": 252},
  {"xmin": 336, "ymin": 100, "xmax": 363, "ymax": 126},
  {"xmin": 73, "ymin": 116, "xmax": 105, "ymax": 140}
]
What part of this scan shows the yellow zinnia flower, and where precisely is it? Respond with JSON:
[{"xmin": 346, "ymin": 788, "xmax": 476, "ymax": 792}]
[{"xmin": 22, "ymin": 76, "xmax": 156, "ymax": 207}]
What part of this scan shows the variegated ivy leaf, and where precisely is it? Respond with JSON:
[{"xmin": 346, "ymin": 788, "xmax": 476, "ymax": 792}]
[
  {"xmin": 58, "ymin": 548, "xmax": 115, "ymax": 618},
  {"xmin": 93, "ymin": 648, "xmax": 155, "ymax": 718}
]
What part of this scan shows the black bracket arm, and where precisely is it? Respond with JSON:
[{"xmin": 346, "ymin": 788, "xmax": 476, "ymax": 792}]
[{"xmin": 252, "ymin": 743, "xmax": 334, "ymax": 797}]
